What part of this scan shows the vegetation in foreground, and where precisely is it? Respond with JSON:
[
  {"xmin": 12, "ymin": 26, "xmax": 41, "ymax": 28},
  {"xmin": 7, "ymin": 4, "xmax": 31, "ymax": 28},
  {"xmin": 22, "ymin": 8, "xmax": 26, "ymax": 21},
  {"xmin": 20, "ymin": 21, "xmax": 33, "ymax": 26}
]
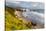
[{"xmin": 5, "ymin": 6, "xmax": 32, "ymax": 31}]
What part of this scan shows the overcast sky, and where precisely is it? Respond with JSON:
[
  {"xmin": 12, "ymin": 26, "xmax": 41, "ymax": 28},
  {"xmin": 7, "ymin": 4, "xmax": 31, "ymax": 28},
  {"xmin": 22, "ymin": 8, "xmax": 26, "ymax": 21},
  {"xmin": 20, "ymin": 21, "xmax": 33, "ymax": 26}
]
[
  {"xmin": 6, "ymin": 0, "xmax": 44, "ymax": 9},
  {"xmin": 6, "ymin": 0, "xmax": 44, "ymax": 2}
]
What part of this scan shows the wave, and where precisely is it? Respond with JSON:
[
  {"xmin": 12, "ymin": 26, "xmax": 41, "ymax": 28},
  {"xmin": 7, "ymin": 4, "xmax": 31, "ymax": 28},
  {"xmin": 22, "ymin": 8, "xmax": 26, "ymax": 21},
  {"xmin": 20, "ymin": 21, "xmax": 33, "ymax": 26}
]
[{"xmin": 22, "ymin": 11, "xmax": 44, "ymax": 25}]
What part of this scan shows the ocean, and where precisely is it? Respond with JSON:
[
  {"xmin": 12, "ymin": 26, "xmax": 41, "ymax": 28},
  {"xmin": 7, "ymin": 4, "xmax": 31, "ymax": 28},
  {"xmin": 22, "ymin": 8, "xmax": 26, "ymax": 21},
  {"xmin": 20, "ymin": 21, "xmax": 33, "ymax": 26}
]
[{"xmin": 22, "ymin": 9, "xmax": 44, "ymax": 25}]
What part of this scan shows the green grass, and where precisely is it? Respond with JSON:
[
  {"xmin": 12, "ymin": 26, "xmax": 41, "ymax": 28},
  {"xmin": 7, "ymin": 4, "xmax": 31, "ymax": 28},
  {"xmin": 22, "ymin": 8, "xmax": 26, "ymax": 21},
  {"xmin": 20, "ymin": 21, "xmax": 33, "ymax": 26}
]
[{"xmin": 5, "ymin": 6, "xmax": 32, "ymax": 31}]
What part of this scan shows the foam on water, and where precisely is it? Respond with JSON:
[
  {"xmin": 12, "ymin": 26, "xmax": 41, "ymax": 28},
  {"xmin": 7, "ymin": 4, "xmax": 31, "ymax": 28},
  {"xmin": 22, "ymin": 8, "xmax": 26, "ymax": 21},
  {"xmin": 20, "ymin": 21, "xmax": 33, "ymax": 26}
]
[{"xmin": 22, "ymin": 10, "xmax": 44, "ymax": 25}]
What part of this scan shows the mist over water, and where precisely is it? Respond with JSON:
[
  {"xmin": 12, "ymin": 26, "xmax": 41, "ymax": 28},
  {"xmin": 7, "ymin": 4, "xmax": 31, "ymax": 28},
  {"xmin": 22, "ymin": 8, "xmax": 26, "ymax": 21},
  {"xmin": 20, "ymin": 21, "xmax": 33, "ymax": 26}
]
[{"xmin": 22, "ymin": 9, "xmax": 44, "ymax": 25}]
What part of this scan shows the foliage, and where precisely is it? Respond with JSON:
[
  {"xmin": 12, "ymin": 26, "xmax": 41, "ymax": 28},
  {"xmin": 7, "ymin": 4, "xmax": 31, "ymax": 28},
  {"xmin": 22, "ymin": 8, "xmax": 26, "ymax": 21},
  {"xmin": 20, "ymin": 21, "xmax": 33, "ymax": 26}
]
[{"xmin": 5, "ymin": 6, "xmax": 32, "ymax": 31}]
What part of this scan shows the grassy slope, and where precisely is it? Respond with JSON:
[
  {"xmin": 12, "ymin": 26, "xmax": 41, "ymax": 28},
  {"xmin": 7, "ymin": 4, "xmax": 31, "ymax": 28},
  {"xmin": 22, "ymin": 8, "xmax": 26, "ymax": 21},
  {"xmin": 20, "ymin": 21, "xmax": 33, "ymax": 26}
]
[{"xmin": 5, "ymin": 6, "xmax": 32, "ymax": 31}]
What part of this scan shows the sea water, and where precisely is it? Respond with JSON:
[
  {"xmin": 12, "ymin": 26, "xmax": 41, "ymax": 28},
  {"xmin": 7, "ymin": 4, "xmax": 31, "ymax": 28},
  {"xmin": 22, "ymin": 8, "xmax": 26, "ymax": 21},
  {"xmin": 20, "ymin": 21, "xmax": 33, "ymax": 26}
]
[{"xmin": 22, "ymin": 9, "xmax": 44, "ymax": 25}]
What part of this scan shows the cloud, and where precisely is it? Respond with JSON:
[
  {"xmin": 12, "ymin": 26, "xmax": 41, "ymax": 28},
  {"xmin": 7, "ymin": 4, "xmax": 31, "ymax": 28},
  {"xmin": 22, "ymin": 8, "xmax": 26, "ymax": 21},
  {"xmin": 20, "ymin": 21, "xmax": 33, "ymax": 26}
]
[{"xmin": 14, "ymin": 2, "xmax": 20, "ymax": 4}]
